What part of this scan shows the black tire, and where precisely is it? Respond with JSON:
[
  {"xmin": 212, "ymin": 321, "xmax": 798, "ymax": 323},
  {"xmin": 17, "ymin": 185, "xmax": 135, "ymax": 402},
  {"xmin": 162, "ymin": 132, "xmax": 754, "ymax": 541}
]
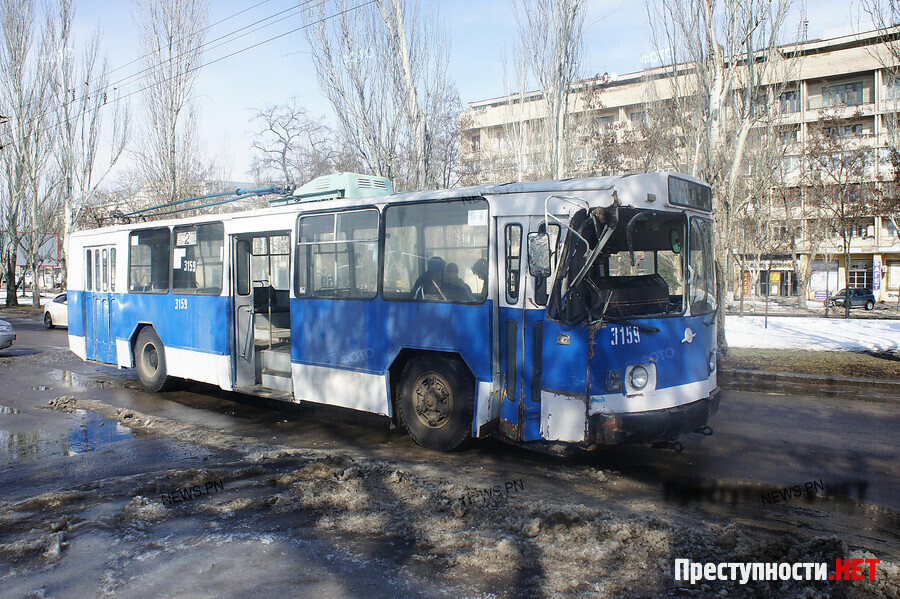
[
  {"xmin": 397, "ymin": 355, "xmax": 474, "ymax": 451},
  {"xmin": 44, "ymin": 312, "xmax": 53, "ymax": 329},
  {"xmin": 135, "ymin": 327, "xmax": 171, "ymax": 392},
  {"xmin": 865, "ymin": 300, "xmax": 874, "ymax": 310}
]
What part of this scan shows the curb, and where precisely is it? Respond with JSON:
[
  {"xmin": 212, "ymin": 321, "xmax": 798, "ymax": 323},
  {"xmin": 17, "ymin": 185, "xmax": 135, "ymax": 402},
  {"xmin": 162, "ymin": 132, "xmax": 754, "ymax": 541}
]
[{"xmin": 719, "ymin": 368, "xmax": 900, "ymax": 403}]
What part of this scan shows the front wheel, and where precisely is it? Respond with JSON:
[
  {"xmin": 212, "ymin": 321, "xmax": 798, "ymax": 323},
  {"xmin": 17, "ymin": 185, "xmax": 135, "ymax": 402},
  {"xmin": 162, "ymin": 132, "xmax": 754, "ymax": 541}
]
[
  {"xmin": 135, "ymin": 327, "xmax": 171, "ymax": 392},
  {"xmin": 865, "ymin": 300, "xmax": 874, "ymax": 310},
  {"xmin": 44, "ymin": 313, "xmax": 53, "ymax": 329},
  {"xmin": 397, "ymin": 355, "xmax": 474, "ymax": 451}
]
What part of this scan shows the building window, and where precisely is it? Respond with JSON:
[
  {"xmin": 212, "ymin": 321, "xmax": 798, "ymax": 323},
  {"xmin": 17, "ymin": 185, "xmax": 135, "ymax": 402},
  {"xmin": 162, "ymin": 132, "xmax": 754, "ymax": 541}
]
[
  {"xmin": 848, "ymin": 260, "xmax": 872, "ymax": 288},
  {"xmin": 778, "ymin": 128, "xmax": 799, "ymax": 143},
  {"xmin": 630, "ymin": 110, "xmax": 646, "ymax": 125},
  {"xmin": 471, "ymin": 135, "xmax": 481, "ymax": 153},
  {"xmin": 823, "ymin": 81, "xmax": 864, "ymax": 107},
  {"xmin": 888, "ymin": 75, "xmax": 900, "ymax": 100},
  {"xmin": 777, "ymin": 155, "xmax": 800, "ymax": 177},
  {"xmin": 887, "ymin": 261, "xmax": 900, "ymax": 289},
  {"xmin": 597, "ymin": 115, "xmax": 615, "ymax": 131},
  {"xmin": 825, "ymin": 123, "xmax": 863, "ymax": 138},
  {"xmin": 779, "ymin": 90, "xmax": 800, "ymax": 113}
]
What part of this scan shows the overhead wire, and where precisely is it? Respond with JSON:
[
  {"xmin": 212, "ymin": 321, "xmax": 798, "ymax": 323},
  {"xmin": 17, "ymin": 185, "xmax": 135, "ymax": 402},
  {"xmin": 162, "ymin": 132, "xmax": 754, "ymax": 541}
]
[
  {"xmin": 73, "ymin": 0, "xmax": 378, "ymax": 215},
  {"xmin": 2, "ymin": 0, "xmax": 340, "ymax": 141},
  {"xmin": 3, "ymin": 0, "xmax": 280, "ymax": 119}
]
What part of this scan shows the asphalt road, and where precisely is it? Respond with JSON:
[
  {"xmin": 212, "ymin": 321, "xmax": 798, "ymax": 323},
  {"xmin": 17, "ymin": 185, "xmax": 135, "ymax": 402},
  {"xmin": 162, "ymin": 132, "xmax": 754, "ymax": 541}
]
[
  {"xmin": 1, "ymin": 311, "xmax": 897, "ymax": 508},
  {"xmin": 2, "ymin": 311, "xmax": 899, "ymax": 597},
  {"xmin": 1, "ymin": 311, "xmax": 897, "ymax": 504}
]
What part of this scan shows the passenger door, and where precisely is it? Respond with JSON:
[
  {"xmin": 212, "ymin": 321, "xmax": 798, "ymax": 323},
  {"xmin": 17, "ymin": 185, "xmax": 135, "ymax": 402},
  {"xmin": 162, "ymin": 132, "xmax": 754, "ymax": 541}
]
[
  {"xmin": 85, "ymin": 246, "xmax": 116, "ymax": 363},
  {"xmin": 232, "ymin": 236, "xmax": 255, "ymax": 388}
]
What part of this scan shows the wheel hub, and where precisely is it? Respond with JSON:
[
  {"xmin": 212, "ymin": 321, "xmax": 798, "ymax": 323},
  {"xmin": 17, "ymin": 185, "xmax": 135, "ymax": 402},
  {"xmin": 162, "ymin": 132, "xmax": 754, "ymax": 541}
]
[
  {"xmin": 413, "ymin": 373, "xmax": 453, "ymax": 429},
  {"xmin": 145, "ymin": 345, "xmax": 158, "ymax": 372}
]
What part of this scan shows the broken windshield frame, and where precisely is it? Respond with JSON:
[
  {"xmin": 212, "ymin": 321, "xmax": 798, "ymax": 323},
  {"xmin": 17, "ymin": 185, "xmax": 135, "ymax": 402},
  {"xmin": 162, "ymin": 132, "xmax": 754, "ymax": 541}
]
[{"xmin": 547, "ymin": 207, "xmax": 688, "ymax": 326}]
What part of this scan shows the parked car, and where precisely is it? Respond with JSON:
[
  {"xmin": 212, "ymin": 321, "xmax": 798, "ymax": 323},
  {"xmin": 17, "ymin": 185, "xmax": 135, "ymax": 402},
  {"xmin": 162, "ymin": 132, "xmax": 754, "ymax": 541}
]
[
  {"xmin": 827, "ymin": 287, "xmax": 876, "ymax": 310},
  {"xmin": 43, "ymin": 293, "xmax": 69, "ymax": 328},
  {"xmin": 0, "ymin": 319, "xmax": 15, "ymax": 350}
]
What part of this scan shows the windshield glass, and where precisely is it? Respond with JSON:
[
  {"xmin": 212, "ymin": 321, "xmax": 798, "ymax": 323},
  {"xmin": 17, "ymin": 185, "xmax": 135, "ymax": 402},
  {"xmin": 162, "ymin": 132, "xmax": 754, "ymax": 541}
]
[
  {"xmin": 547, "ymin": 208, "xmax": 686, "ymax": 324},
  {"xmin": 688, "ymin": 217, "xmax": 716, "ymax": 316}
]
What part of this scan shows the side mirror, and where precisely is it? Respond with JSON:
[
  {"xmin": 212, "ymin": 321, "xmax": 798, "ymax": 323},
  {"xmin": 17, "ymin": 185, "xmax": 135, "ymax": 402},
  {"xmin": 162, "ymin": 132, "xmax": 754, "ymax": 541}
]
[
  {"xmin": 669, "ymin": 229, "xmax": 682, "ymax": 254},
  {"xmin": 527, "ymin": 232, "xmax": 551, "ymax": 278}
]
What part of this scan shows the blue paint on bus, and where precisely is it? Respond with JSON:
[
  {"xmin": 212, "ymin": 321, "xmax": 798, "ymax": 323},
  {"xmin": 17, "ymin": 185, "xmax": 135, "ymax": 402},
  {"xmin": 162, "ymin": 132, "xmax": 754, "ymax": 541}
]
[
  {"xmin": 69, "ymin": 290, "xmax": 231, "ymax": 361},
  {"xmin": 540, "ymin": 315, "xmax": 714, "ymax": 394},
  {"xmin": 289, "ymin": 298, "xmax": 493, "ymax": 380}
]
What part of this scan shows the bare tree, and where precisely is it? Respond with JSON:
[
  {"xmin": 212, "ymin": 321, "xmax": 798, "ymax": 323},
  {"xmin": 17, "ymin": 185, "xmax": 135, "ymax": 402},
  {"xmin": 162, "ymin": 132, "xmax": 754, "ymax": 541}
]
[
  {"xmin": 304, "ymin": 0, "xmax": 456, "ymax": 191},
  {"xmin": 646, "ymin": 0, "xmax": 799, "ymax": 351},
  {"xmin": 50, "ymin": 0, "xmax": 129, "ymax": 287},
  {"xmin": 512, "ymin": 0, "xmax": 584, "ymax": 180},
  {"xmin": 804, "ymin": 111, "xmax": 878, "ymax": 318},
  {"xmin": 135, "ymin": 0, "xmax": 208, "ymax": 205},
  {"xmin": 0, "ymin": 0, "xmax": 56, "ymax": 307},
  {"xmin": 249, "ymin": 99, "xmax": 337, "ymax": 186}
]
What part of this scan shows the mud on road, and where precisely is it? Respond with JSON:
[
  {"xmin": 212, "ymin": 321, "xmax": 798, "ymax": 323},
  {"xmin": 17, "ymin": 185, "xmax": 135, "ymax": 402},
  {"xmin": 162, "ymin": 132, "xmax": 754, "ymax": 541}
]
[{"xmin": 0, "ymin": 343, "xmax": 898, "ymax": 597}]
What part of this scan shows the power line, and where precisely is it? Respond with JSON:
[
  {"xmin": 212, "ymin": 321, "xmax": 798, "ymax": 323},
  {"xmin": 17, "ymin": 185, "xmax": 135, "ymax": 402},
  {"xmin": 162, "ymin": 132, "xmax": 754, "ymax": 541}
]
[
  {"xmin": 4, "ymin": 0, "xmax": 281, "ymax": 119},
  {"xmin": 4, "ymin": 0, "xmax": 326, "ymax": 136},
  {"xmin": 13, "ymin": 0, "xmax": 375, "ymax": 152}
]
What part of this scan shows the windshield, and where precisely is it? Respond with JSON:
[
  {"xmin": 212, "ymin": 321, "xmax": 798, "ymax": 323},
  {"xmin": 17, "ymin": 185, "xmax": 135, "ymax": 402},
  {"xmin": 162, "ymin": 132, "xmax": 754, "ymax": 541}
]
[{"xmin": 547, "ymin": 207, "xmax": 687, "ymax": 325}]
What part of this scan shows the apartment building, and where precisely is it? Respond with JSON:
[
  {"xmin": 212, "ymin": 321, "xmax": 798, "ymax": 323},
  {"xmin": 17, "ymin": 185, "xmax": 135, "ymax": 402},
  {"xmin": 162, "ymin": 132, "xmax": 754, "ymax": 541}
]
[{"xmin": 461, "ymin": 27, "xmax": 900, "ymax": 305}]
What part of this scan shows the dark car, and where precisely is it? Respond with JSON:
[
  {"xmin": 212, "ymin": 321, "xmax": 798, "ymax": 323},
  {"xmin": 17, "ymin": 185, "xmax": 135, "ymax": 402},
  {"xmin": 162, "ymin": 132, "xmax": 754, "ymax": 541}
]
[{"xmin": 827, "ymin": 287, "xmax": 876, "ymax": 310}]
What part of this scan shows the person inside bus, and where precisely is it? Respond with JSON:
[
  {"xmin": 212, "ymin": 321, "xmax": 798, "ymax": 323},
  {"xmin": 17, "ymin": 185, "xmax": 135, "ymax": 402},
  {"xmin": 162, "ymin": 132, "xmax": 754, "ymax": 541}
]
[
  {"xmin": 472, "ymin": 257, "xmax": 488, "ymax": 297},
  {"xmin": 441, "ymin": 262, "xmax": 473, "ymax": 301},
  {"xmin": 411, "ymin": 256, "xmax": 447, "ymax": 300}
]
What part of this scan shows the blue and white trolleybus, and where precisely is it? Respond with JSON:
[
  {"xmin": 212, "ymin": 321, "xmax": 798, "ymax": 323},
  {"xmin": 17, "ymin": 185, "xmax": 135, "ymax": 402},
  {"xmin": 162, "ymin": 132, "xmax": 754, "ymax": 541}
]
[{"xmin": 67, "ymin": 172, "xmax": 720, "ymax": 451}]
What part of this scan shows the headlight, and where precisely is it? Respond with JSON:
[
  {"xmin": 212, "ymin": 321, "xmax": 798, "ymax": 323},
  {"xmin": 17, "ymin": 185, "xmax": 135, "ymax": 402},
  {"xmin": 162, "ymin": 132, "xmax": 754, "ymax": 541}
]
[
  {"xmin": 0, "ymin": 325, "xmax": 12, "ymax": 333},
  {"xmin": 709, "ymin": 352, "xmax": 717, "ymax": 373},
  {"xmin": 629, "ymin": 365, "xmax": 649, "ymax": 390}
]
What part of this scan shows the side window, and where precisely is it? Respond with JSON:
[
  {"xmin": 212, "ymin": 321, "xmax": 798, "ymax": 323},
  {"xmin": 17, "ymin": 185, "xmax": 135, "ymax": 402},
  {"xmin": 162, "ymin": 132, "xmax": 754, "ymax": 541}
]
[
  {"xmin": 110, "ymin": 248, "xmax": 116, "ymax": 292},
  {"xmin": 173, "ymin": 223, "xmax": 224, "ymax": 295},
  {"xmin": 383, "ymin": 199, "xmax": 489, "ymax": 303},
  {"xmin": 129, "ymin": 228, "xmax": 170, "ymax": 293},
  {"xmin": 236, "ymin": 240, "xmax": 250, "ymax": 296},
  {"xmin": 534, "ymin": 223, "xmax": 560, "ymax": 306},
  {"xmin": 505, "ymin": 224, "xmax": 522, "ymax": 303},
  {"xmin": 85, "ymin": 250, "xmax": 92, "ymax": 291},
  {"xmin": 251, "ymin": 234, "xmax": 290, "ymax": 290},
  {"xmin": 102, "ymin": 249, "xmax": 108, "ymax": 292},
  {"xmin": 689, "ymin": 218, "xmax": 716, "ymax": 315},
  {"xmin": 95, "ymin": 251, "xmax": 101, "ymax": 291},
  {"xmin": 295, "ymin": 209, "xmax": 378, "ymax": 299}
]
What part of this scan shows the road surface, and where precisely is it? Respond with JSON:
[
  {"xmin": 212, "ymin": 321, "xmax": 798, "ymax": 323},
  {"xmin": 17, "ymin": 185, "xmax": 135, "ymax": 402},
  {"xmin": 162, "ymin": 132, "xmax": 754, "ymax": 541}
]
[{"xmin": 0, "ymin": 312, "xmax": 897, "ymax": 598}]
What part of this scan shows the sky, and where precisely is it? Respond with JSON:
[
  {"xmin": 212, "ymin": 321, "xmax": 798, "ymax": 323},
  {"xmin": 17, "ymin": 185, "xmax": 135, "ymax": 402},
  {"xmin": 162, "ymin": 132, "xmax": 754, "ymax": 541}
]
[{"xmin": 70, "ymin": 0, "xmax": 866, "ymax": 185}]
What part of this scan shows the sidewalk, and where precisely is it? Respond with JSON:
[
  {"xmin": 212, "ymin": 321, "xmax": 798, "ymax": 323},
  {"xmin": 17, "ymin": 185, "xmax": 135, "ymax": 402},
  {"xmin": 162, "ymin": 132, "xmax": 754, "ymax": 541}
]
[{"xmin": 722, "ymin": 313, "xmax": 900, "ymax": 399}]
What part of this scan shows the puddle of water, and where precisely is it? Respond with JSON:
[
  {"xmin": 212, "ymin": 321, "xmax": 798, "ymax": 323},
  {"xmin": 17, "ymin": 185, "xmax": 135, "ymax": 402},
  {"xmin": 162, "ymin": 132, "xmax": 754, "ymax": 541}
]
[
  {"xmin": 0, "ymin": 408, "xmax": 133, "ymax": 463},
  {"xmin": 0, "ymin": 405, "xmax": 22, "ymax": 415},
  {"xmin": 58, "ymin": 370, "xmax": 114, "ymax": 389},
  {"xmin": 67, "ymin": 409, "xmax": 133, "ymax": 454}
]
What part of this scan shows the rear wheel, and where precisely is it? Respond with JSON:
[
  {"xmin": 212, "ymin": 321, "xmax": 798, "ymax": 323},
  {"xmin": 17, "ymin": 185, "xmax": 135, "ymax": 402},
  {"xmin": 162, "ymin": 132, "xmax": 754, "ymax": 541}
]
[
  {"xmin": 43, "ymin": 313, "xmax": 53, "ymax": 329},
  {"xmin": 397, "ymin": 355, "xmax": 474, "ymax": 451},
  {"xmin": 865, "ymin": 299, "xmax": 874, "ymax": 310},
  {"xmin": 135, "ymin": 327, "xmax": 171, "ymax": 392}
]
